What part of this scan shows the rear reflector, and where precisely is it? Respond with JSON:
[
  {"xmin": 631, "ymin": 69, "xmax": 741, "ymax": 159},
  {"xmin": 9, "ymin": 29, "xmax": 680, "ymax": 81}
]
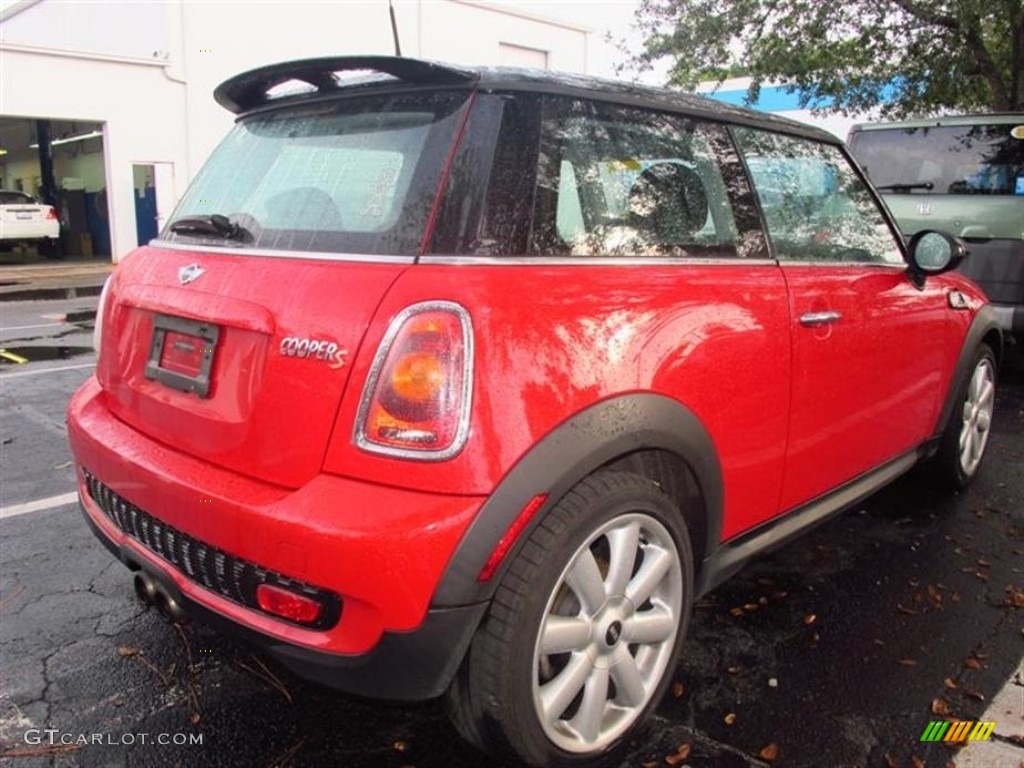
[
  {"xmin": 478, "ymin": 493, "xmax": 549, "ymax": 582},
  {"xmin": 256, "ymin": 583, "xmax": 323, "ymax": 625}
]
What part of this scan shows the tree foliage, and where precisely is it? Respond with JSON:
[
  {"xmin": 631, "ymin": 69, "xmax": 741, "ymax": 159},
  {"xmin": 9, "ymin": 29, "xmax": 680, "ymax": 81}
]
[{"xmin": 634, "ymin": 0, "xmax": 1024, "ymax": 117}]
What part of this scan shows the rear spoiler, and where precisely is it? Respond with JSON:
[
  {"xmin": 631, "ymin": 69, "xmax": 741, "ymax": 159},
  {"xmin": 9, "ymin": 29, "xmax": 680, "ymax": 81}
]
[{"xmin": 214, "ymin": 56, "xmax": 479, "ymax": 114}]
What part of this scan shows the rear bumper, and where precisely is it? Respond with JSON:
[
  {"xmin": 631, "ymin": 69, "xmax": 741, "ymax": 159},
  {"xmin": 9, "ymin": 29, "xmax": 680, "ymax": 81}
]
[
  {"xmin": 0, "ymin": 220, "xmax": 60, "ymax": 241},
  {"xmin": 68, "ymin": 376, "xmax": 488, "ymax": 699}
]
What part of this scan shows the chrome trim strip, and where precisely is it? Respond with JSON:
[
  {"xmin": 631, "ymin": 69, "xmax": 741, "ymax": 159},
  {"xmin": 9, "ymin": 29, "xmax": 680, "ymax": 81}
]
[
  {"xmin": 778, "ymin": 260, "xmax": 906, "ymax": 269},
  {"xmin": 417, "ymin": 255, "xmax": 779, "ymax": 266},
  {"xmin": 353, "ymin": 301, "xmax": 474, "ymax": 462},
  {"xmin": 149, "ymin": 239, "xmax": 416, "ymax": 264}
]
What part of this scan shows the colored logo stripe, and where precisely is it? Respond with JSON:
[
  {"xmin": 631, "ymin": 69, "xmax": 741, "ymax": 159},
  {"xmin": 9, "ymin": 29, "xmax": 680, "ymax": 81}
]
[
  {"xmin": 921, "ymin": 721, "xmax": 950, "ymax": 741},
  {"xmin": 969, "ymin": 721, "xmax": 996, "ymax": 741},
  {"xmin": 921, "ymin": 720, "xmax": 997, "ymax": 742}
]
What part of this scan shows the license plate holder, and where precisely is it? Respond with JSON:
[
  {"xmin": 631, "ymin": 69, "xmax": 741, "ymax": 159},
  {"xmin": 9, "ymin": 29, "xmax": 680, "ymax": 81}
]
[{"xmin": 144, "ymin": 314, "xmax": 219, "ymax": 397}]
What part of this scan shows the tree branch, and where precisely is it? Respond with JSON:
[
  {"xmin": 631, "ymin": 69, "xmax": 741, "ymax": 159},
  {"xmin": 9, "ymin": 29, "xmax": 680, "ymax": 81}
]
[{"xmin": 888, "ymin": 0, "xmax": 961, "ymax": 32}]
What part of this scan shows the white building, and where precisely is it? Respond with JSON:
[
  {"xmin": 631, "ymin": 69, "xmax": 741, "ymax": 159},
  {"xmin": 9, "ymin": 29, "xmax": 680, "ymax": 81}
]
[{"xmin": 0, "ymin": 0, "xmax": 594, "ymax": 261}]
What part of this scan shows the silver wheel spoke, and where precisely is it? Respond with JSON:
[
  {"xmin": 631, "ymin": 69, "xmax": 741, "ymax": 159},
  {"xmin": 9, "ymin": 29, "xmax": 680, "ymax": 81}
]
[
  {"xmin": 610, "ymin": 647, "xmax": 646, "ymax": 706},
  {"xmin": 624, "ymin": 607, "xmax": 675, "ymax": 644},
  {"xmin": 540, "ymin": 652, "xmax": 593, "ymax": 723},
  {"xmin": 625, "ymin": 547, "xmax": 672, "ymax": 606},
  {"xmin": 567, "ymin": 548, "xmax": 607, "ymax": 614},
  {"xmin": 959, "ymin": 420, "xmax": 970, "ymax": 451},
  {"xmin": 541, "ymin": 616, "xmax": 592, "ymax": 654},
  {"xmin": 977, "ymin": 380, "xmax": 994, "ymax": 410},
  {"xmin": 604, "ymin": 523, "xmax": 640, "ymax": 596},
  {"xmin": 570, "ymin": 666, "xmax": 610, "ymax": 743}
]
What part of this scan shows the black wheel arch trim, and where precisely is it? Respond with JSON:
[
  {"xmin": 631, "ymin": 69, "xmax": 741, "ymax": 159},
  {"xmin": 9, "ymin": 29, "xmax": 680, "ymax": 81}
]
[
  {"xmin": 932, "ymin": 306, "xmax": 1002, "ymax": 443},
  {"xmin": 431, "ymin": 393, "xmax": 724, "ymax": 607}
]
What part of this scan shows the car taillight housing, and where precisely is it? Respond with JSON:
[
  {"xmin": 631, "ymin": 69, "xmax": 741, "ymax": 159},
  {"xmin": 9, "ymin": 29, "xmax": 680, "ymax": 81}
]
[
  {"xmin": 355, "ymin": 301, "xmax": 473, "ymax": 460},
  {"xmin": 45, "ymin": 207, "xmax": 58, "ymax": 220}
]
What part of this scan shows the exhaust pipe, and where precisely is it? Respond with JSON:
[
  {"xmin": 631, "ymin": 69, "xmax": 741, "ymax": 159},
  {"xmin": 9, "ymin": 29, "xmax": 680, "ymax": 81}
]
[
  {"xmin": 155, "ymin": 591, "xmax": 187, "ymax": 624},
  {"xmin": 132, "ymin": 571, "xmax": 187, "ymax": 623},
  {"xmin": 133, "ymin": 572, "xmax": 158, "ymax": 605}
]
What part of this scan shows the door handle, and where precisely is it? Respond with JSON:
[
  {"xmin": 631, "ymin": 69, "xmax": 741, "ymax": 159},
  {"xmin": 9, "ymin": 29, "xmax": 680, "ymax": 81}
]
[{"xmin": 799, "ymin": 311, "xmax": 842, "ymax": 327}]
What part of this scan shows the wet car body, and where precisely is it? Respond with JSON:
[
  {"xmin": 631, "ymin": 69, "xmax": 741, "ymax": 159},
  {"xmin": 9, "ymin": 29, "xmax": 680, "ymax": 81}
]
[{"xmin": 68, "ymin": 57, "xmax": 1002, "ymax": 767}]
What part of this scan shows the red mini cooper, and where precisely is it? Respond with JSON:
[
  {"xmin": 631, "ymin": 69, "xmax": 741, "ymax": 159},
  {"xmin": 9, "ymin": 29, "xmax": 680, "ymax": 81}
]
[{"xmin": 68, "ymin": 57, "xmax": 1002, "ymax": 767}]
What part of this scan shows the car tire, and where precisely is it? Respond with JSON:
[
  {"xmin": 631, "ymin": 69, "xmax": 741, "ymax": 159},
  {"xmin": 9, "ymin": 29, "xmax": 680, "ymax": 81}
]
[
  {"xmin": 933, "ymin": 344, "xmax": 997, "ymax": 490},
  {"xmin": 447, "ymin": 470, "xmax": 693, "ymax": 768}
]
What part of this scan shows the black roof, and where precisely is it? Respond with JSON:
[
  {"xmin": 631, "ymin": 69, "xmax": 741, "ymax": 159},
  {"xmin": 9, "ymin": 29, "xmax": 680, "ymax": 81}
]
[{"xmin": 215, "ymin": 56, "xmax": 840, "ymax": 145}]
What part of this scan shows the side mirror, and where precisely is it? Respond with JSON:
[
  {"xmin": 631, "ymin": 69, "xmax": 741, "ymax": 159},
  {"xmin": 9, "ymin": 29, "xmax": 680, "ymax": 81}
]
[{"xmin": 907, "ymin": 230, "xmax": 967, "ymax": 279}]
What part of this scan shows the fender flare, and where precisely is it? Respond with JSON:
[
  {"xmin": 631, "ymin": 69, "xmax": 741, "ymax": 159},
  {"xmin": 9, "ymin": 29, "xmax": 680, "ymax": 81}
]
[
  {"xmin": 932, "ymin": 306, "xmax": 1002, "ymax": 441},
  {"xmin": 431, "ymin": 393, "xmax": 724, "ymax": 607}
]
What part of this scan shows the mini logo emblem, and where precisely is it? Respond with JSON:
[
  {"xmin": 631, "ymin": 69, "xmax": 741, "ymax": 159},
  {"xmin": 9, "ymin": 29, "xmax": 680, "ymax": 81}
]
[
  {"xmin": 917, "ymin": 202, "xmax": 933, "ymax": 216},
  {"xmin": 178, "ymin": 264, "xmax": 205, "ymax": 285}
]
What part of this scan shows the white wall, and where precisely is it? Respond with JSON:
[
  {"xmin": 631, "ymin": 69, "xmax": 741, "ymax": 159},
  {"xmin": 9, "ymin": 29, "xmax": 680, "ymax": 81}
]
[{"xmin": 0, "ymin": 46, "xmax": 188, "ymax": 259}]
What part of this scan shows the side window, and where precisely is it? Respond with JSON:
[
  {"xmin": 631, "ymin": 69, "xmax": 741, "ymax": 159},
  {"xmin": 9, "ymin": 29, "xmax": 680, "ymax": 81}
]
[
  {"xmin": 530, "ymin": 98, "xmax": 758, "ymax": 258},
  {"xmin": 733, "ymin": 128, "xmax": 903, "ymax": 265}
]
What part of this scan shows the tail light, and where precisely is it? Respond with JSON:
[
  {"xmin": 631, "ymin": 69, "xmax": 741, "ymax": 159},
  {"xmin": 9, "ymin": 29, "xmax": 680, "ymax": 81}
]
[
  {"xmin": 45, "ymin": 207, "xmax": 58, "ymax": 220},
  {"xmin": 93, "ymin": 276, "xmax": 112, "ymax": 354},
  {"xmin": 355, "ymin": 301, "xmax": 473, "ymax": 460},
  {"xmin": 255, "ymin": 583, "xmax": 323, "ymax": 625}
]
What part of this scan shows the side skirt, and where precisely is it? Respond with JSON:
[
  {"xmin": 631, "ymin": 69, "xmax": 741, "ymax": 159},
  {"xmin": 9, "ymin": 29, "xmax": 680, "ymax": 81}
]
[{"xmin": 695, "ymin": 442, "xmax": 935, "ymax": 597}]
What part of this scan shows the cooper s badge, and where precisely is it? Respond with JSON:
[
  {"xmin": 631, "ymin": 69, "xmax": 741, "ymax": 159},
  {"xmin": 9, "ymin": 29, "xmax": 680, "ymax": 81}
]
[{"xmin": 279, "ymin": 337, "xmax": 348, "ymax": 369}]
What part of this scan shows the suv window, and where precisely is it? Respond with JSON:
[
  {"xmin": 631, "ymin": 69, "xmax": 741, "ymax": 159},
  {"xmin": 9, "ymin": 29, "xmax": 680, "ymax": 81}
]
[
  {"xmin": 0, "ymin": 191, "xmax": 34, "ymax": 205},
  {"xmin": 530, "ymin": 99, "xmax": 752, "ymax": 258},
  {"xmin": 164, "ymin": 91, "xmax": 471, "ymax": 256},
  {"xmin": 850, "ymin": 122, "xmax": 1024, "ymax": 196},
  {"xmin": 734, "ymin": 128, "xmax": 903, "ymax": 265}
]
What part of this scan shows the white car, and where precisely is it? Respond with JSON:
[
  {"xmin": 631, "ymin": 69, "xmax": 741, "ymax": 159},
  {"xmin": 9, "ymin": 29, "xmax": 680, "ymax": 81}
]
[{"xmin": 0, "ymin": 190, "xmax": 60, "ymax": 254}]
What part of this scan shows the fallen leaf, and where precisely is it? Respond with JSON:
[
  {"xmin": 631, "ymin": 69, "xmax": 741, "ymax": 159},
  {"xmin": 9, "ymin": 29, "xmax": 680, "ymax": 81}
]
[
  {"xmin": 743, "ymin": 603, "xmax": 760, "ymax": 611},
  {"xmin": 727, "ymin": 665, "xmax": 741, "ymax": 674},
  {"xmin": 1005, "ymin": 586, "xmax": 1024, "ymax": 608},
  {"xmin": 189, "ymin": 712, "xmax": 201, "ymax": 725},
  {"xmin": 944, "ymin": 677, "xmax": 958, "ymax": 690},
  {"xmin": 909, "ymin": 579, "xmax": 921, "ymax": 587},
  {"xmin": 642, "ymin": 762, "xmax": 657, "ymax": 768},
  {"xmin": 874, "ymin": 638, "xmax": 886, "ymax": 646},
  {"xmin": 117, "ymin": 645, "xmax": 140, "ymax": 658},
  {"xmin": 883, "ymin": 753, "xmax": 899, "ymax": 768},
  {"xmin": 977, "ymin": 558, "xmax": 991, "ymax": 568},
  {"xmin": 803, "ymin": 613, "xmax": 817, "ymax": 625},
  {"xmin": 724, "ymin": 712, "xmax": 737, "ymax": 725},
  {"xmin": 664, "ymin": 743, "xmax": 691, "ymax": 766},
  {"xmin": 729, "ymin": 607, "xmax": 745, "ymax": 617},
  {"xmin": 964, "ymin": 657, "xmax": 982, "ymax": 670},
  {"xmin": 932, "ymin": 697, "xmax": 951, "ymax": 715},
  {"xmin": 758, "ymin": 596, "xmax": 769, "ymax": 605},
  {"xmin": 392, "ymin": 741, "xmax": 408, "ymax": 752},
  {"xmin": 898, "ymin": 658, "xmax": 918, "ymax": 666},
  {"xmin": 671, "ymin": 681, "xmax": 684, "ymax": 698},
  {"xmin": 898, "ymin": 604, "xmax": 918, "ymax": 615},
  {"xmin": 911, "ymin": 756, "xmax": 924, "ymax": 768},
  {"xmin": 976, "ymin": 572, "xmax": 990, "ymax": 583},
  {"xmin": 951, "ymin": 592, "xmax": 962, "ymax": 603},
  {"xmin": 757, "ymin": 577, "xmax": 775, "ymax": 586},
  {"xmin": 963, "ymin": 688, "xmax": 985, "ymax": 701},
  {"xmin": 928, "ymin": 585, "xmax": 944, "ymax": 604},
  {"xmin": 772, "ymin": 590, "xmax": 788, "ymax": 599},
  {"xmin": 758, "ymin": 743, "xmax": 779, "ymax": 762}
]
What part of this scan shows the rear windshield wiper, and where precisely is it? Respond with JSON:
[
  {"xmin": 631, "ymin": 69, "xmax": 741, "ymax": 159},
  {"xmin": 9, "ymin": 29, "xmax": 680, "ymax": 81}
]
[
  {"xmin": 168, "ymin": 214, "xmax": 249, "ymax": 241},
  {"xmin": 874, "ymin": 182, "xmax": 934, "ymax": 192}
]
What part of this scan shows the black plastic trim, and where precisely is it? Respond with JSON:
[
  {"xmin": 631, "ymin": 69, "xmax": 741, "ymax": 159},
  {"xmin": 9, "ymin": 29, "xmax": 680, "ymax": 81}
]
[
  {"xmin": 696, "ymin": 445, "xmax": 929, "ymax": 596},
  {"xmin": 80, "ymin": 499, "xmax": 486, "ymax": 701},
  {"xmin": 932, "ymin": 306, "xmax": 1003, "ymax": 441},
  {"xmin": 215, "ymin": 56, "xmax": 478, "ymax": 114},
  {"xmin": 432, "ymin": 393, "xmax": 724, "ymax": 606},
  {"xmin": 144, "ymin": 314, "xmax": 219, "ymax": 398}
]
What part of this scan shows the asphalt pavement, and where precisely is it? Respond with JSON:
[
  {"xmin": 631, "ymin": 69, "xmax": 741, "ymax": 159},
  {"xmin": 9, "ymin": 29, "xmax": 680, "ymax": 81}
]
[{"xmin": 0, "ymin": 295, "xmax": 1021, "ymax": 768}]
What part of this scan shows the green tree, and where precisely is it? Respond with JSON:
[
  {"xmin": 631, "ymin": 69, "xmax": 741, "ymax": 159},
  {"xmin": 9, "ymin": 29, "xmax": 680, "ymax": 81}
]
[{"xmin": 634, "ymin": 0, "xmax": 1024, "ymax": 116}]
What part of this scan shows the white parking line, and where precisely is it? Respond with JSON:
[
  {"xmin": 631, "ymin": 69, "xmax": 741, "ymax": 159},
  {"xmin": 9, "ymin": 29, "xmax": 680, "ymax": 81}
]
[
  {"xmin": 0, "ymin": 492, "xmax": 79, "ymax": 520},
  {"xmin": 0, "ymin": 322, "xmax": 67, "ymax": 331},
  {"xmin": 0, "ymin": 363, "xmax": 94, "ymax": 380}
]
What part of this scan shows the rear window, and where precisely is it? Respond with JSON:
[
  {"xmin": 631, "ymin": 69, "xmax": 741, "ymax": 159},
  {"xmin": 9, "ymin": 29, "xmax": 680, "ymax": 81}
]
[
  {"xmin": 163, "ymin": 90, "xmax": 471, "ymax": 256},
  {"xmin": 850, "ymin": 122, "xmax": 1024, "ymax": 196},
  {"xmin": 0, "ymin": 192, "xmax": 35, "ymax": 205}
]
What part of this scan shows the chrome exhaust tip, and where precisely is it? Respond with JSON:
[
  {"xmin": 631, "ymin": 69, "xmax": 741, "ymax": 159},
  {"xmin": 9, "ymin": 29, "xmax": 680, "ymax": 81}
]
[
  {"xmin": 155, "ymin": 591, "xmax": 187, "ymax": 624},
  {"xmin": 133, "ymin": 572, "xmax": 158, "ymax": 605}
]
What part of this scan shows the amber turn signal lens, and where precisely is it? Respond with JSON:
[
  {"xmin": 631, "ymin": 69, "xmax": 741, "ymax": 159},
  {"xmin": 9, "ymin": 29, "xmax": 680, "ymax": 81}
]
[{"xmin": 390, "ymin": 351, "xmax": 445, "ymax": 403}]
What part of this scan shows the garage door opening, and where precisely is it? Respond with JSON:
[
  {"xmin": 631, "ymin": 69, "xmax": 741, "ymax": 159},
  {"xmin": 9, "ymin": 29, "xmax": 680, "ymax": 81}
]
[{"xmin": 0, "ymin": 116, "xmax": 111, "ymax": 264}]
